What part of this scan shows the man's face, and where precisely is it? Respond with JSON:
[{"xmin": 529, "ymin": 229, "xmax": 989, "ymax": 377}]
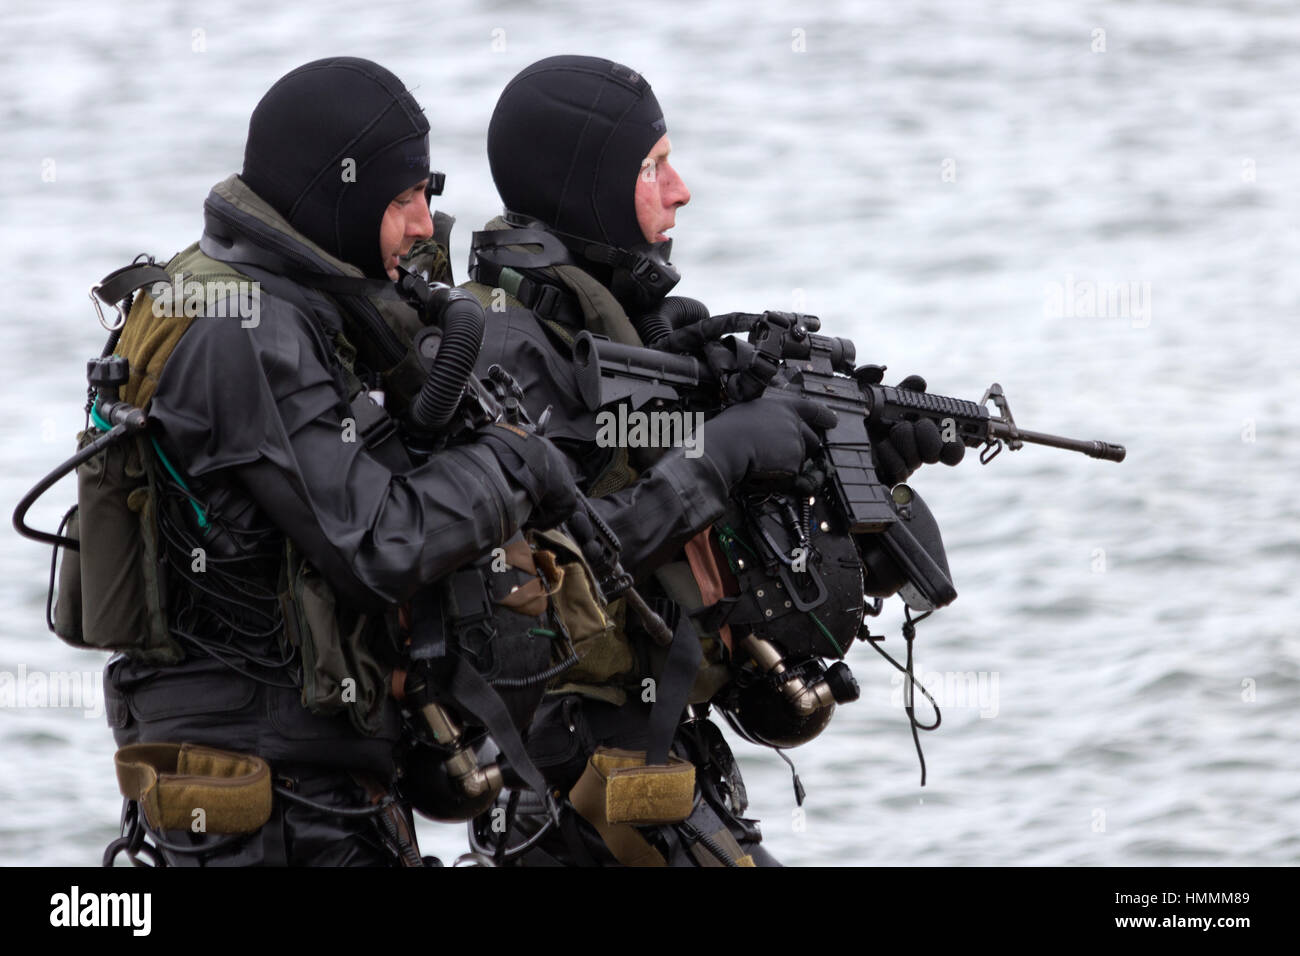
[
  {"xmin": 634, "ymin": 134, "xmax": 690, "ymax": 245},
  {"xmin": 379, "ymin": 180, "xmax": 434, "ymax": 278}
]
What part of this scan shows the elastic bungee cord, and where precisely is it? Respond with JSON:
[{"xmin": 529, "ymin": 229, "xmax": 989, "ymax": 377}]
[
  {"xmin": 864, "ymin": 606, "xmax": 942, "ymax": 785},
  {"xmin": 148, "ymin": 453, "xmax": 301, "ymax": 688}
]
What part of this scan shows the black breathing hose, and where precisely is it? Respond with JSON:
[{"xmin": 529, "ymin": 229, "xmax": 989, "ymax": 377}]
[
  {"xmin": 634, "ymin": 296, "xmax": 710, "ymax": 348},
  {"xmin": 397, "ymin": 271, "xmax": 486, "ymax": 436}
]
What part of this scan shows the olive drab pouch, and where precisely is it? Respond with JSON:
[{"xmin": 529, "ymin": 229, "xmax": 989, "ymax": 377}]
[
  {"xmin": 42, "ymin": 254, "xmax": 224, "ymax": 663},
  {"xmin": 61, "ymin": 427, "xmax": 183, "ymax": 664},
  {"xmin": 279, "ymin": 541, "xmax": 392, "ymax": 737},
  {"xmin": 49, "ymin": 505, "xmax": 81, "ymax": 644},
  {"xmin": 532, "ymin": 527, "xmax": 636, "ymax": 704}
]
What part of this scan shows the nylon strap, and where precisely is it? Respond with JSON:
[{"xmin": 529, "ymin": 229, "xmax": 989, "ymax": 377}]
[
  {"xmin": 470, "ymin": 258, "xmax": 583, "ymax": 325},
  {"xmin": 446, "ymin": 652, "xmax": 553, "ymax": 814},
  {"xmin": 645, "ymin": 610, "xmax": 702, "ymax": 766},
  {"xmin": 93, "ymin": 262, "xmax": 171, "ymax": 308}
]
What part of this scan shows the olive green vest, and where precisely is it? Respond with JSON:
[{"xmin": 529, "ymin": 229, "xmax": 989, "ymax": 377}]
[{"xmin": 106, "ymin": 243, "xmax": 397, "ymax": 735}]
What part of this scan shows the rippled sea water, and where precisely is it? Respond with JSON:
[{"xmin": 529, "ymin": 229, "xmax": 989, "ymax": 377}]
[{"xmin": 1, "ymin": 0, "xmax": 1296, "ymax": 866}]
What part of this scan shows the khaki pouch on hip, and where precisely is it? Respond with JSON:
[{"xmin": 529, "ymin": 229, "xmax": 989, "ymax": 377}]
[
  {"xmin": 568, "ymin": 746, "xmax": 696, "ymax": 867},
  {"xmin": 113, "ymin": 742, "xmax": 273, "ymax": 835}
]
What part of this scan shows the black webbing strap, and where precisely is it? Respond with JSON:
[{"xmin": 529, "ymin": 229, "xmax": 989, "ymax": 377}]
[
  {"xmin": 346, "ymin": 391, "xmax": 409, "ymax": 471},
  {"xmin": 446, "ymin": 653, "xmax": 554, "ymax": 817},
  {"xmin": 470, "ymin": 258, "xmax": 582, "ymax": 325},
  {"xmin": 469, "ymin": 227, "xmax": 574, "ymax": 270},
  {"xmin": 407, "ymin": 585, "xmax": 448, "ymax": 662},
  {"xmin": 90, "ymin": 260, "xmax": 172, "ymax": 346},
  {"xmin": 92, "ymin": 261, "xmax": 171, "ymax": 308},
  {"xmin": 645, "ymin": 610, "xmax": 702, "ymax": 766}
]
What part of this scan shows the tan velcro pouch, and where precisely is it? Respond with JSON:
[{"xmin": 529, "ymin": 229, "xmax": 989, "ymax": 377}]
[
  {"xmin": 596, "ymin": 748, "xmax": 695, "ymax": 825},
  {"xmin": 569, "ymin": 747, "xmax": 696, "ymax": 867},
  {"xmin": 114, "ymin": 742, "xmax": 272, "ymax": 835}
]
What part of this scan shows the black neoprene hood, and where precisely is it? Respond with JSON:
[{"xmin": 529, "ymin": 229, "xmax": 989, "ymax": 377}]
[
  {"xmin": 487, "ymin": 55, "xmax": 667, "ymax": 251},
  {"xmin": 241, "ymin": 57, "xmax": 431, "ymax": 279}
]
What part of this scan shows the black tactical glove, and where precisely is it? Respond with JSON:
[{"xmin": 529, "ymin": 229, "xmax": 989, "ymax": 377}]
[
  {"xmin": 475, "ymin": 422, "xmax": 579, "ymax": 531},
  {"xmin": 703, "ymin": 396, "xmax": 837, "ymax": 490},
  {"xmin": 869, "ymin": 375, "xmax": 966, "ymax": 486},
  {"xmin": 699, "ymin": 337, "xmax": 777, "ymax": 402}
]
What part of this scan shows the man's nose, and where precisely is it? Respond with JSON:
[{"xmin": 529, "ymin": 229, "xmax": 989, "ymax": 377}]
[
  {"xmin": 663, "ymin": 163, "xmax": 690, "ymax": 208},
  {"xmin": 409, "ymin": 200, "xmax": 434, "ymax": 239}
]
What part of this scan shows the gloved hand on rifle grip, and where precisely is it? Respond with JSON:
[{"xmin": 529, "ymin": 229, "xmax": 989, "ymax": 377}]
[
  {"xmin": 703, "ymin": 396, "xmax": 837, "ymax": 490},
  {"xmin": 681, "ymin": 337, "xmax": 771, "ymax": 403},
  {"xmin": 870, "ymin": 374, "xmax": 966, "ymax": 485},
  {"xmin": 475, "ymin": 422, "xmax": 579, "ymax": 531}
]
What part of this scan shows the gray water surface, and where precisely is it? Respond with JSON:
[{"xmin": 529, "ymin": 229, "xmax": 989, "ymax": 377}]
[{"xmin": 1, "ymin": 0, "xmax": 1296, "ymax": 866}]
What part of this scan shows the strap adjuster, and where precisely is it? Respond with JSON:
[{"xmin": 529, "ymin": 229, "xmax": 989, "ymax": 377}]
[{"xmin": 532, "ymin": 283, "xmax": 561, "ymax": 319}]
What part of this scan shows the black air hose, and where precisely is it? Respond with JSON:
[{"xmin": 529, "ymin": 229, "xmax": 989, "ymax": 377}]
[
  {"xmin": 399, "ymin": 273, "xmax": 486, "ymax": 436},
  {"xmin": 634, "ymin": 296, "xmax": 709, "ymax": 348}
]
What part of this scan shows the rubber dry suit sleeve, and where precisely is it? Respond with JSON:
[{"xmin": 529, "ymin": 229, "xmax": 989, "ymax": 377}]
[
  {"xmin": 475, "ymin": 309, "xmax": 733, "ymax": 579},
  {"xmin": 148, "ymin": 304, "xmax": 522, "ymax": 609},
  {"xmin": 581, "ymin": 448, "xmax": 731, "ymax": 579}
]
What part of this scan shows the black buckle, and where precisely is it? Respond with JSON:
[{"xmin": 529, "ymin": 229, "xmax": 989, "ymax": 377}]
[
  {"xmin": 532, "ymin": 283, "xmax": 561, "ymax": 319},
  {"xmin": 448, "ymin": 568, "xmax": 494, "ymax": 626},
  {"xmin": 350, "ymin": 392, "xmax": 399, "ymax": 454}
]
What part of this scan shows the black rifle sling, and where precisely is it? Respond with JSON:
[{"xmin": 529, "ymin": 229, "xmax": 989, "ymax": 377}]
[
  {"xmin": 447, "ymin": 651, "xmax": 551, "ymax": 804},
  {"xmin": 645, "ymin": 609, "xmax": 703, "ymax": 766},
  {"xmin": 408, "ymin": 577, "xmax": 553, "ymax": 808}
]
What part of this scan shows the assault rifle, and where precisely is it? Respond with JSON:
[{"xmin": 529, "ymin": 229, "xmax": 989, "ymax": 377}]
[{"xmin": 570, "ymin": 309, "xmax": 1126, "ymax": 611}]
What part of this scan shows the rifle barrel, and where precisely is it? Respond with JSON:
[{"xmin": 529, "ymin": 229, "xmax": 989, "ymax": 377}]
[{"xmin": 989, "ymin": 421, "xmax": 1126, "ymax": 462}]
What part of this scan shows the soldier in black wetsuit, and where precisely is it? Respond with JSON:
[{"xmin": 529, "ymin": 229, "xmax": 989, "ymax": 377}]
[
  {"xmin": 99, "ymin": 57, "xmax": 577, "ymax": 865},
  {"xmin": 455, "ymin": 55, "xmax": 848, "ymax": 866}
]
